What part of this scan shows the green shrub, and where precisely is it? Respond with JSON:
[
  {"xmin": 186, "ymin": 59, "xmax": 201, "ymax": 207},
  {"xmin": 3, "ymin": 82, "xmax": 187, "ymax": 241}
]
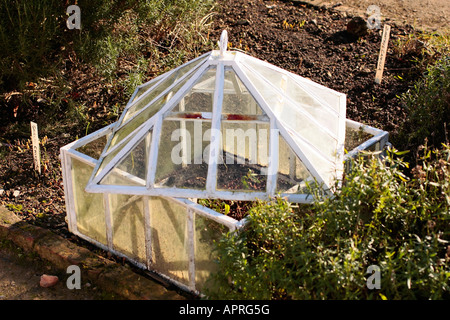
[
  {"xmin": 397, "ymin": 56, "xmax": 450, "ymax": 161},
  {"xmin": 0, "ymin": 0, "xmax": 215, "ymax": 92},
  {"xmin": 0, "ymin": 0, "xmax": 63, "ymax": 90},
  {"xmin": 206, "ymin": 146, "xmax": 449, "ymax": 300},
  {"xmin": 0, "ymin": 0, "xmax": 135, "ymax": 90},
  {"xmin": 0, "ymin": 0, "xmax": 215, "ymax": 138}
]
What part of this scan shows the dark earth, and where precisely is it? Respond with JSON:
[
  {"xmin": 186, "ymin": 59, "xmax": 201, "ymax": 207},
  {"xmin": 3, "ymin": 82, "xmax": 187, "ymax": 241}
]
[
  {"xmin": 0, "ymin": 243, "xmax": 114, "ymax": 300},
  {"xmin": 0, "ymin": 0, "xmax": 444, "ymax": 274}
]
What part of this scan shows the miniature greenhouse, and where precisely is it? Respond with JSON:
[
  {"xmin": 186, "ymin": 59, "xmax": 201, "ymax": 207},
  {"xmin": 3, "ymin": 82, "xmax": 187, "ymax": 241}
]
[{"xmin": 60, "ymin": 31, "xmax": 389, "ymax": 294}]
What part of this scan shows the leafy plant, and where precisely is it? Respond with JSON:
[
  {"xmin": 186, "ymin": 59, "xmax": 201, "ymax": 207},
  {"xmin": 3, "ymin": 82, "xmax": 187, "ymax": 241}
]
[
  {"xmin": 241, "ymin": 169, "xmax": 261, "ymax": 189},
  {"xmin": 206, "ymin": 146, "xmax": 450, "ymax": 300},
  {"xmin": 199, "ymin": 199, "xmax": 231, "ymax": 216},
  {"xmin": 6, "ymin": 203, "xmax": 23, "ymax": 212},
  {"xmin": 397, "ymin": 57, "xmax": 450, "ymax": 157},
  {"xmin": 0, "ymin": 0, "xmax": 216, "ymax": 139},
  {"xmin": 392, "ymin": 32, "xmax": 449, "ymax": 73},
  {"xmin": 282, "ymin": 19, "xmax": 306, "ymax": 31}
]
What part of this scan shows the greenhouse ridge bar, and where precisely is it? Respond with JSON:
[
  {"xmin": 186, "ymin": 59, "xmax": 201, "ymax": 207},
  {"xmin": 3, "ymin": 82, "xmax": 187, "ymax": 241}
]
[{"xmin": 60, "ymin": 31, "xmax": 389, "ymax": 294}]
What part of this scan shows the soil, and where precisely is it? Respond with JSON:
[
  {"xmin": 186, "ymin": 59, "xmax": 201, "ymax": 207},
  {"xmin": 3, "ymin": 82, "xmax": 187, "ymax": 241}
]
[
  {"xmin": 307, "ymin": 0, "xmax": 450, "ymax": 33},
  {"xmin": 0, "ymin": 242, "xmax": 115, "ymax": 300},
  {"xmin": 212, "ymin": 0, "xmax": 425, "ymax": 133},
  {"xmin": 159, "ymin": 152, "xmax": 298, "ymax": 192},
  {"xmin": 0, "ymin": 0, "xmax": 448, "ymax": 299}
]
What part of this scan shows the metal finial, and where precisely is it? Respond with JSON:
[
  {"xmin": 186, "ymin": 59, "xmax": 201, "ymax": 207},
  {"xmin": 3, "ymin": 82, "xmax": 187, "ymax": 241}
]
[{"xmin": 219, "ymin": 30, "xmax": 228, "ymax": 57}]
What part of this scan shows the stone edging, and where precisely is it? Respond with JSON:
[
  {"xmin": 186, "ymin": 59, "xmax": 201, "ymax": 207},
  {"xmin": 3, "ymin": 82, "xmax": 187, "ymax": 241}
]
[{"xmin": 0, "ymin": 206, "xmax": 185, "ymax": 300}]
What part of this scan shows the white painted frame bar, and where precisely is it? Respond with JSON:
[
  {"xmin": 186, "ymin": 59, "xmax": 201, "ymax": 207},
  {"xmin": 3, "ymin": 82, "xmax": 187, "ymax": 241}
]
[
  {"xmin": 104, "ymin": 193, "xmax": 113, "ymax": 249},
  {"xmin": 60, "ymin": 148, "xmax": 78, "ymax": 234},
  {"xmin": 187, "ymin": 209, "xmax": 196, "ymax": 290},
  {"xmin": 146, "ymin": 114, "xmax": 163, "ymax": 188},
  {"xmin": 266, "ymin": 120, "xmax": 279, "ymax": 196},
  {"xmin": 143, "ymin": 196, "xmax": 152, "ymax": 268},
  {"xmin": 206, "ymin": 62, "xmax": 225, "ymax": 195}
]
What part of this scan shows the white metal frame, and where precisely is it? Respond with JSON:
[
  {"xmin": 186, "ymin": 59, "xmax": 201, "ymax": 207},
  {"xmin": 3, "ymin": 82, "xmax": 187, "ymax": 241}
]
[
  {"xmin": 344, "ymin": 119, "xmax": 389, "ymax": 159},
  {"xmin": 61, "ymin": 30, "xmax": 390, "ymax": 295},
  {"xmin": 60, "ymin": 113, "xmax": 389, "ymax": 294},
  {"xmin": 61, "ymin": 127, "xmax": 246, "ymax": 294},
  {"xmin": 83, "ymin": 46, "xmax": 358, "ymax": 203}
]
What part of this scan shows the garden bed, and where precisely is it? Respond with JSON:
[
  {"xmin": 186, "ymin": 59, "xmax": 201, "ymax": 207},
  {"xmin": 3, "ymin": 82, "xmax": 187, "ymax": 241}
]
[{"xmin": 0, "ymin": 0, "xmax": 436, "ymax": 273}]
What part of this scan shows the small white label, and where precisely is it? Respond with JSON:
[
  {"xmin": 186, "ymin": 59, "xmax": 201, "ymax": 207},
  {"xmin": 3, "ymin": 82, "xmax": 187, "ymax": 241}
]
[{"xmin": 30, "ymin": 121, "xmax": 41, "ymax": 174}]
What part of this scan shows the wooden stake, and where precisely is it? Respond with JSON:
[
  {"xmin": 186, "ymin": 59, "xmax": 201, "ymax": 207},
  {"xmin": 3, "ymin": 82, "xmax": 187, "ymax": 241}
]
[
  {"xmin": 30, "ymin": 121, "xmax": 41, "ymax": 174},
  {"xmin": 375, "ymin": 24, "xmax": 391, "ymax": 84}
]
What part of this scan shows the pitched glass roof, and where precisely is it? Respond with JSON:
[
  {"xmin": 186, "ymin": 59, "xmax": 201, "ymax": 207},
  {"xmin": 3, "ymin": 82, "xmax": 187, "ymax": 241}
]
[{"xmin": 85, "ymin": 31, "xmax": 346, "ymax": 203}]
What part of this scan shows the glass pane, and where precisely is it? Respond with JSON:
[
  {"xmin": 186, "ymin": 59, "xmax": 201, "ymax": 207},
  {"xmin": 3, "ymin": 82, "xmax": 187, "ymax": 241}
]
[
  {"xmin": 122, "ymin": 57, "xmax": 205, "ymax": 123},
  {"xmin": 345, "ymin": 124, "xmax": 373, "ymax": 151},
  {"xmin": 100, "ymin": 131, "xmax": 152, "ymax": 186},
  {"xmin": 149, "ymin": 197, "xmax": 189, "ymax": 285},
  {"xmin": 194, "ymin": 213, "xmax": 228, "ymax": 292},
  {"xmin": 110, "ymin": 69, "xmax": 199, "ymax": 150},
  {"xmin": 75, "ymin": 135, "xmax": 108, "ymax": 160},
  {"xmin": 95, "ymin": 133, "xmax": 135, "ymax": 178},
  {"xmin": 222, "ymin": 67, "xmax": 265, "ymax": 116},
  {"xmin": 109, "ymin": 194, "xmax": 146, "ymax": 263},
  {"xmin": 155, "ymin": 120, "xmax": 211, "ymax": 189},
  {"xmin": 242, "ymin": 58, "xmax": 339, "ymax": 136},
  {"xmin": 71, "ymin": 158, "xmax": 107, "ymax": 245},
  {"xmin": 217, "ymin": 122, "xmax": 270, "ymax": 191},
  {"xmin": 115, "ymin": 131, "xmax": 150, "ymax": 180},
  {"xmin": 171, "ymin": 66, "xmax": 216, "ymax": 113},
  {"xmin": 287, "ymin": 79, "xmax": 339, "ymax": 138},
  {"xmin": 276, "ymin": 134, "xmax": 314, "ymax": 194},
  {"xmin": 290, "ymin": 132, "xmax": 335, "ymax": 188},
  {"xmin": 100, "ymin": 168, "xmax": 145, "ymax": 186},
  {"xmin": 291, "ymin": 73, "xmax": 343, "ymax": 114},
  {"xmin": 131, "ymin": 79, "xmax": 159, "ymax": 104},
  {"xmin": 245, "ymin": 57, "xmax": 339, "ymax": 119},
  {"xmin": 241, "ymin": 64, "xmax": 338, "ymax": 161},
  {"xmin": 109, "ymin": 120, "xmax": 147, "ymax": 151}
]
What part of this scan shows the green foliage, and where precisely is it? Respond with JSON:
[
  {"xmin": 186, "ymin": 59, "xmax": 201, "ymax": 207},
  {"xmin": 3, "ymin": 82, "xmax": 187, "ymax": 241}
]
[
  {"xmin": 6, "ymin": 203, "xmax": 23, "ymax": 212},
  {"xmin": 241, "ymin": 169, "xmax": 261, "ymax": 189},
  {"xmin": 67, "ymin": 0, "xmax": 216, "ymax": 84},
  {"xmin": 0, "ymin": 0, "xmax": 130, "ymax": 90},
  {"xmin": 206, "ymin": 146, "xmax": 450, "ymax": 300},
  {"xmin": 199, "ymin": 199, "xmax": 231, "ymax": 216},
  {"xmin": 0, "ymin": 0, "xmax": 215, "ymax": 92},
  {"xmin": 397, "ymin": 57, "xmax": 450, "ymax": 159},
  {"xmin": 0, "ymin": 0, "xmax": 215, "ymax": 138},
  {"xmin": 392, "ymin": 32, "xmax": 450, "ymax": 74},
  {"xmin": 0, "ymin": 0, "xmax": 63, "ymax": 90}
]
